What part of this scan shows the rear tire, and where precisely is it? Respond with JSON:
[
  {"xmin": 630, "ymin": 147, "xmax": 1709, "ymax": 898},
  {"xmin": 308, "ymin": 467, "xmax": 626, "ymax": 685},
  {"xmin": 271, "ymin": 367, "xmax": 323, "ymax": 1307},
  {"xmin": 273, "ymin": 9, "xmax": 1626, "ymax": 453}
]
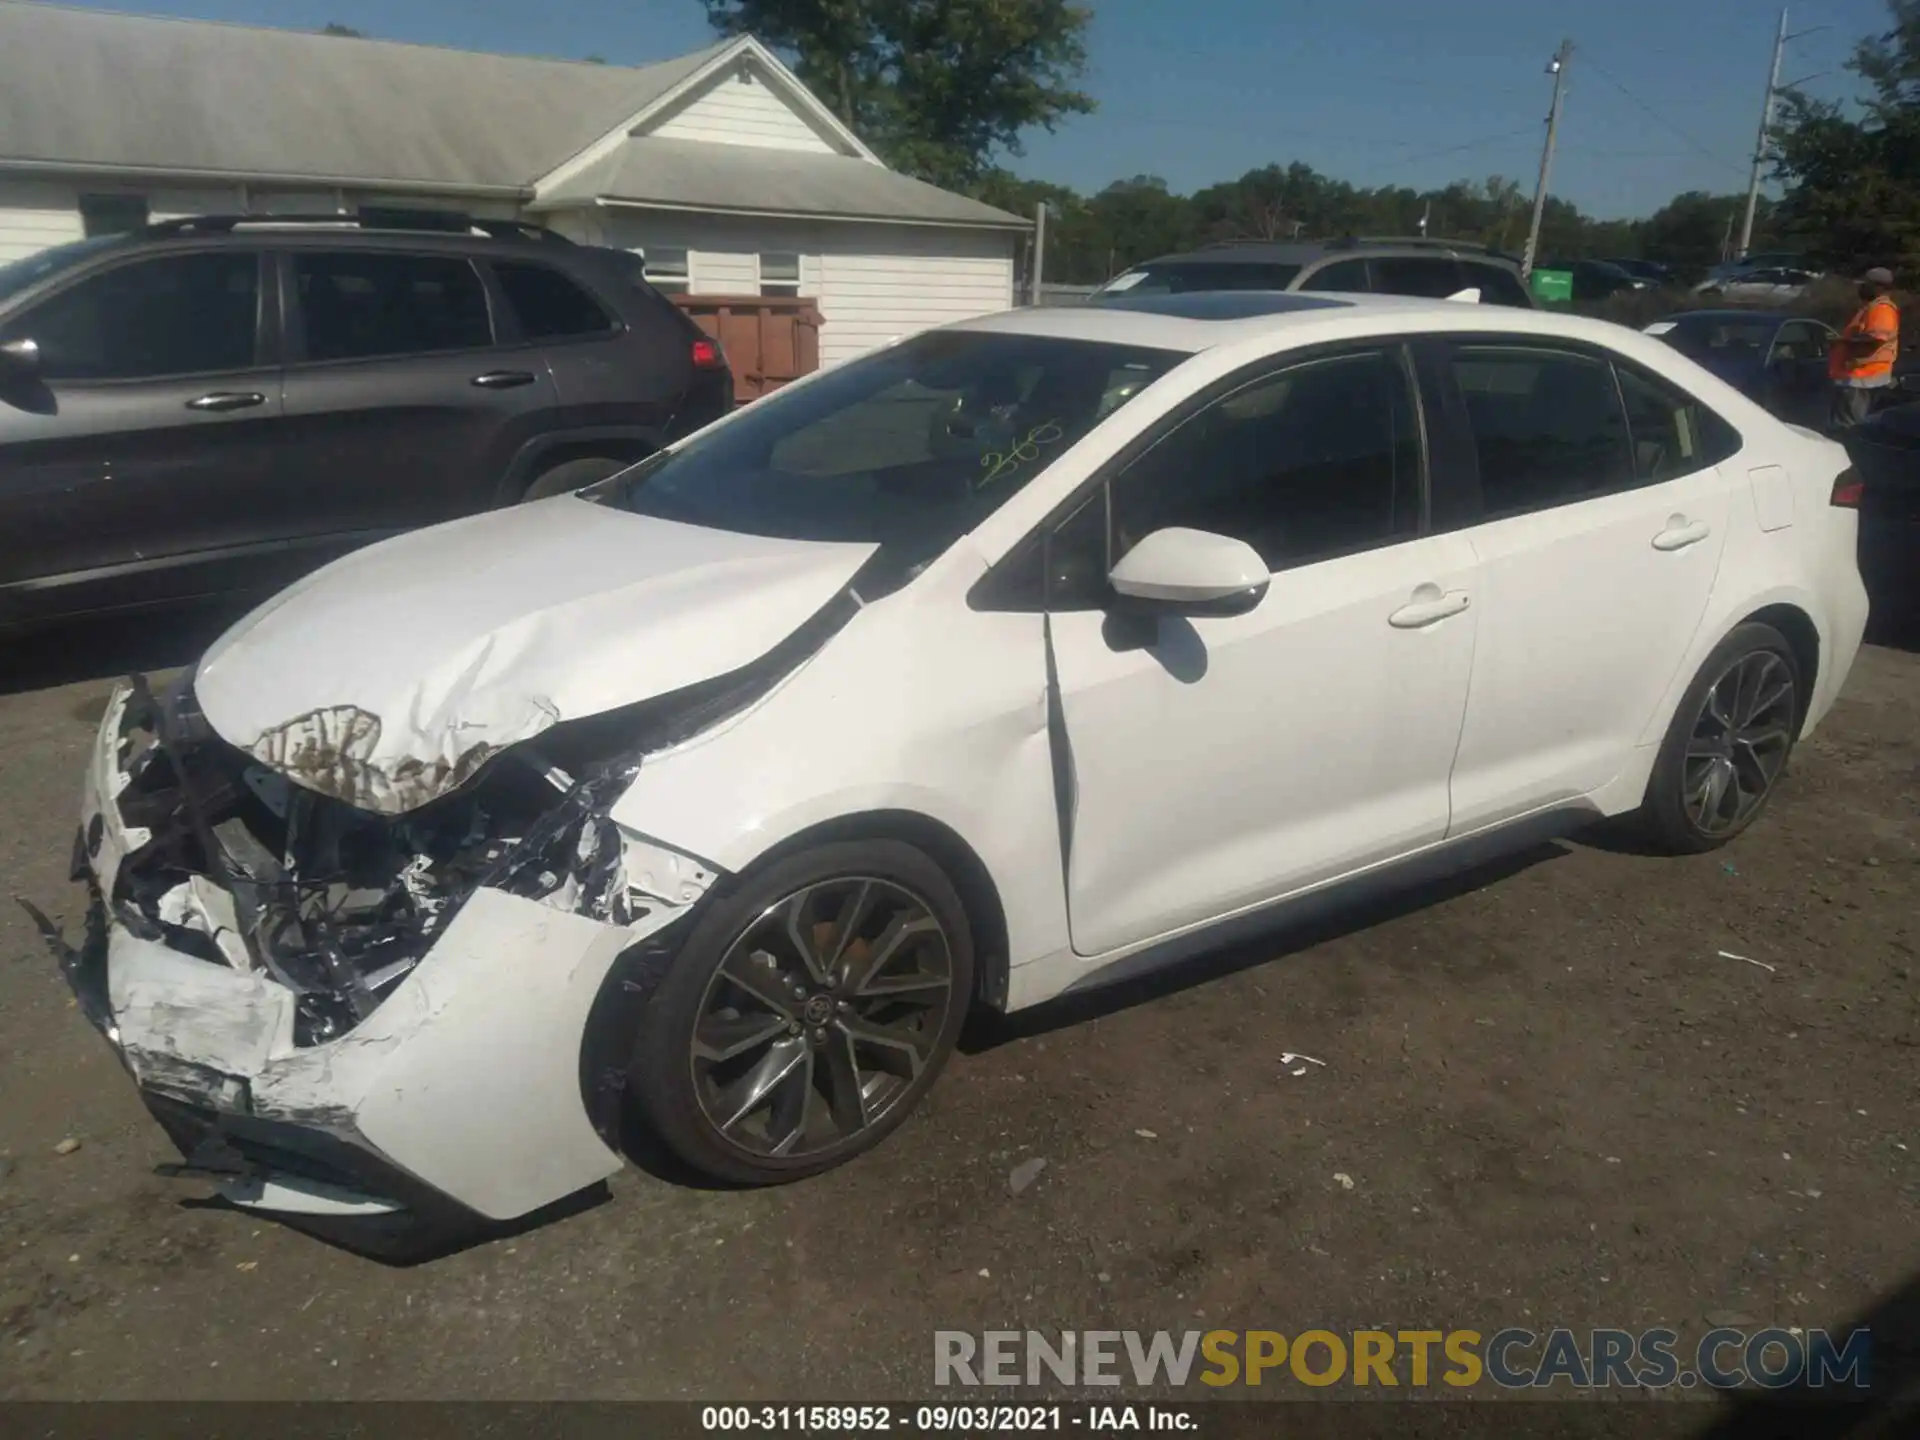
[
  {"xmin": 1637, "ymin": 622, "xmax": 1801, "ymax": 854},
  {"xmin": 627, "ymin": 840, "xmax": 973, "ymax": 1186},
  {"xmin": 520, "ymin": 455, "xmax": 626, "ymax": 502}
]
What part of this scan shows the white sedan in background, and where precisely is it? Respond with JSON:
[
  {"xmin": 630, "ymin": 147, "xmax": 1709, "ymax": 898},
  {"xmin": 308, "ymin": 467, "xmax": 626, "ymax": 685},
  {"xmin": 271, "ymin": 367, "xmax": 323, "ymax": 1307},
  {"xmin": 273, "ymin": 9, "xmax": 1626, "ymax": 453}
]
[{"xmin": 59, "ymin": 290, "xmax": 1868, "ymax": 1248}]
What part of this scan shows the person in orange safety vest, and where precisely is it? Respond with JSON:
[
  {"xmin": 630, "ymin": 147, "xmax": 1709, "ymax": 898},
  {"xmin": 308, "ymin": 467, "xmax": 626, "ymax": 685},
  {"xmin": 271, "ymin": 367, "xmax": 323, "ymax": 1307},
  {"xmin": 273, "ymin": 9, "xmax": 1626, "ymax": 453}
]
[{"xmin": 1829, "ymin": 266, "xmax": 1900, "ymax": 430}]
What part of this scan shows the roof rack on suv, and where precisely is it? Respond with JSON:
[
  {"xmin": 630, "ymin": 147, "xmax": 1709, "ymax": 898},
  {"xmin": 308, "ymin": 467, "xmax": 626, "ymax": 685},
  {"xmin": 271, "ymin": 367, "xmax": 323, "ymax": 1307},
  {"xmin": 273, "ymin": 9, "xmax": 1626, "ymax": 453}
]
[
  {"xmin": 141, "ymin": 211, "xmax": 575, "ymax": 244},
  {"xmin": 1328, "ymin": 234, "xmax": 1507, "ymax": 254}
]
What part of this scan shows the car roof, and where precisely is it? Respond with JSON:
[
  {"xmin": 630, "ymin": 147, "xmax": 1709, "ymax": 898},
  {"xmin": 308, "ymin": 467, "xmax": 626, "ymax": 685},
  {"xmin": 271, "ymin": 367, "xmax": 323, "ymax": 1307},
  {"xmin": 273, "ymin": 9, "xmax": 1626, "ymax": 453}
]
[
  {"xmin": 957, "ymin": 291, "xmax": 1665, "ymax": 354},
  {"xmin": 57, "ymin": 217, "xmax": 591, "ymax": 262},
  {"xmin": 1124, "ymin": 240, "xmax": 1520, "ymax": 270}
]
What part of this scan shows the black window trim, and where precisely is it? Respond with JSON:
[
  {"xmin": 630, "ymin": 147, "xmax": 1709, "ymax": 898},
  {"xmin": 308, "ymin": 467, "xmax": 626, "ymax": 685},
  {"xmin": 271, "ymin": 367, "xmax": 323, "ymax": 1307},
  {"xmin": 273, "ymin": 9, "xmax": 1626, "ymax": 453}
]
[
  {"xmin": 0, "ymin": 244, "xmax": 276, "ymax": 384},
  {"xmin": 480, "ymin": 256, "xmax": 626, "ymax": 349},
  {"xmin": 1418, "ymin": 332, "xmax": 1745, "ymax": 526},
  {"xmin": 277, "ymin": 246, "xmax": 502, "ymax": 369},
  {"xmin": 969, "ymin": 338, "xmax": 1435, "ymax": 613}
]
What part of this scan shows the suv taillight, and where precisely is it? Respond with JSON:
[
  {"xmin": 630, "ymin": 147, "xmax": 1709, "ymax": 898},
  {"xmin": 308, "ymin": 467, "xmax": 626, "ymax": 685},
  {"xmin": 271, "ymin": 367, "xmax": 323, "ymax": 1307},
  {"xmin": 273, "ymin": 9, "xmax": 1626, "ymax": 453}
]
[
  {"xmin": 1831, "ymin": 467, "xmax": 1865, "ymax": 507},
  {"xmin": 691, "ymin": 338, "xmax": 724, "ymax": 369}
]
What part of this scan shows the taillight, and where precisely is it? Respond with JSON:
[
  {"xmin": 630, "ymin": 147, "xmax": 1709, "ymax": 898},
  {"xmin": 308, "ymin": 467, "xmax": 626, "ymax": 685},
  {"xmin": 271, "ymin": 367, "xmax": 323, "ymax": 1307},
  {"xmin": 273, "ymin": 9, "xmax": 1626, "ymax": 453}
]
[
  {"xmin": 691, "ymin": 338, "xmax": 724, "ymax": 369},
  {"xmin": 1830, "ymin": 467, "xmax": 1864, "ymax": 507}
]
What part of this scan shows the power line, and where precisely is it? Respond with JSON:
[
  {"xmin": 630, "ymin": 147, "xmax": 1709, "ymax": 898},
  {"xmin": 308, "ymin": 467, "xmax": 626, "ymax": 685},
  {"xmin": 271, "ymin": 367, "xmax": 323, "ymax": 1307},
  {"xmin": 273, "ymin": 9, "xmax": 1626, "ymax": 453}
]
[
  {"xmin": 1386, "ymin": 126, "xmax": 1541, "ymax": 168},
  {"xmin": 1579, "ymin": 54, "xmax": 1751, "ymax": 178}
]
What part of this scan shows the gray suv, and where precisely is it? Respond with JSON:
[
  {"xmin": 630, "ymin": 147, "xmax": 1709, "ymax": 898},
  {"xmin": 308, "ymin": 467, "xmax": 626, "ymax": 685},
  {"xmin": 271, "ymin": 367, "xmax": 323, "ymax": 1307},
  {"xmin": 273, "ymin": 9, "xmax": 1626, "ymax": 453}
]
[
  {"xmin": 1087, "ymin": 237, "xmax": 1536, "ymax": 308},
  {"xmin": 0, "ymin": 213, "xmax": 733, "ymax": 630}
]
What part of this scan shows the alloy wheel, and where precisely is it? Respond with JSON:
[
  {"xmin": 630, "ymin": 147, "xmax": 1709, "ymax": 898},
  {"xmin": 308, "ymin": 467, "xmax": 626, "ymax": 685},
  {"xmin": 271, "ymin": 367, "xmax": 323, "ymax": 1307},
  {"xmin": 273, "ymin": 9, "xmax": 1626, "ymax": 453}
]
[
  {"xmin": 1682, "ymin": 650, "xmax": 1796, "ymax": 836},
  {"xmin": 688, "ymin": 877, "xmax": 957, "ymax": 1159}
]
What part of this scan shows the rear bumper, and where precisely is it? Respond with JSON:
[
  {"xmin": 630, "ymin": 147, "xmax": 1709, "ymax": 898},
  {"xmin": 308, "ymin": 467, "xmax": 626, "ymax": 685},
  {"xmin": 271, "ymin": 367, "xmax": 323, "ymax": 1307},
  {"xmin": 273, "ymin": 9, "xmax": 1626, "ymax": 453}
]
[{"xmin": 65, "ymin": 680, "xmax": 704, "ymax": 1233}]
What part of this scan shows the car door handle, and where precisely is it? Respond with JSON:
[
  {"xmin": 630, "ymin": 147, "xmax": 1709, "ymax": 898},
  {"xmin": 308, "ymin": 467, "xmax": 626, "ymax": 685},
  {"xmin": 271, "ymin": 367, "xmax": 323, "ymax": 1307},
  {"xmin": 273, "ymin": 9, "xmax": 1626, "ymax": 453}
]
[
  {"xmin": 1652, "ymin": 518, "xmax": 1712, "ymax": 551},
  {"xmin": 1388, "ymin": 588, "xmax": 1471, "ymax": 629},
  {"xmin": 471, "ymin": 370, "xmax": 536, "ymax": 389},
  {"xmin": 185, "ymin": 391, "xmax": 265, "ymax": 412}
]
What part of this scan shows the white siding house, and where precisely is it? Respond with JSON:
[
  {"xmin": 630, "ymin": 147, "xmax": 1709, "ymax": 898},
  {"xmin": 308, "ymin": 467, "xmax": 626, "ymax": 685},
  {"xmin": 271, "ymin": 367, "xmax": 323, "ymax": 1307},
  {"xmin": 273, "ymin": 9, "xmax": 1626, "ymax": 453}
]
[{"xmin": 0, "ymin": 3, "xmax": 1027, "ymax": 361}]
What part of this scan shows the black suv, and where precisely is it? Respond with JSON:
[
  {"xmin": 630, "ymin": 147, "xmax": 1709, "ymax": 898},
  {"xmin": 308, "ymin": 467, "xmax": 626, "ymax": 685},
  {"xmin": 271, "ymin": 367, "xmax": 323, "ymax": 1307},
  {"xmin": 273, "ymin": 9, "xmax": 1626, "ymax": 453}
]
[
  {"xmin": 0, "ymin": 212, "xmax": 733, "ymax": 629},
  {"xmin": 1086, "ymin": 236, "xmax": 1536, "ymax": 309}
]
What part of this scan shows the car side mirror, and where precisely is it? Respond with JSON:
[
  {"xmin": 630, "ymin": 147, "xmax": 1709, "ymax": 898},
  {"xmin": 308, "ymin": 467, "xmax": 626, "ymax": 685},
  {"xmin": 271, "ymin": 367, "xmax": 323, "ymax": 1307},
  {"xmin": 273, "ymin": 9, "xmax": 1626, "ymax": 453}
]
[
  {"xmin": 0, "ymin": 337, "xmax": 40, "ymax": 382},
  {"xmin": 1108, "ymin": 526, "xmax": 1269, "ymax": 615}
]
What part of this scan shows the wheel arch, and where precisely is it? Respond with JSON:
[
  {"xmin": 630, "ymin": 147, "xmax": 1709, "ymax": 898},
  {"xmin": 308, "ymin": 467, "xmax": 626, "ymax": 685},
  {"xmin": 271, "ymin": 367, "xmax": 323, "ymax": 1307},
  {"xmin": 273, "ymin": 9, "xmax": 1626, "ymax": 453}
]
[
  {"xmin": 1636, "ymin": 589, "xmax": 1825, "ymax": 751},
  {"xmin": 1742, "ymin": 601, "xmax": 1821, "ymax": 726},
  {"xmin": 724, "ymin": 808, "xmax": 1014, "ymax": 1016},
  {"xmin": 493, "ymin": 430, "xmax": 660, "ymax": 505}
]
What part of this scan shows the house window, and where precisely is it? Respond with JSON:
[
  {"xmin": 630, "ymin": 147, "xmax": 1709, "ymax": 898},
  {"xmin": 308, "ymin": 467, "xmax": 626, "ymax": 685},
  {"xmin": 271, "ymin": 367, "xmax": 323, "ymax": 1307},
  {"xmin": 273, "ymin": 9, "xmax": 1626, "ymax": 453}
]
[
  {"xmin": 79, "ymin": 193, "xmax": 149, "ymax": 237},
  {"xmin": 760, "ymin": 252, "xmax": 801, "ymax": 297},
  {"xmin": 643, "ymin": 247, "xmax": 690, "ymax": 295}
]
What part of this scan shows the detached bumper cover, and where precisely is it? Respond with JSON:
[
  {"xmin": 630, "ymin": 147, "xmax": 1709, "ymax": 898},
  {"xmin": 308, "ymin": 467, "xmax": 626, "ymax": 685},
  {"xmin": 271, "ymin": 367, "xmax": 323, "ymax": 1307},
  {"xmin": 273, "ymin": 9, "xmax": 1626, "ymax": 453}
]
[{"xmin": 65, "ymin": 681, "xmax": 712, "ymax": 1223}]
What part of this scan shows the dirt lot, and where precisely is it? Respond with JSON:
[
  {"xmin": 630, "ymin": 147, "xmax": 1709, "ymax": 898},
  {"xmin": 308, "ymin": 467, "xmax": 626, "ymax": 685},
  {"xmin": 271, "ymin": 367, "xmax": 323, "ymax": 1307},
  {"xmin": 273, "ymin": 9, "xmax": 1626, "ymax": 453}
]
[{"xmin": 1, "ymin": 605, "xmax": 1916, "ymax": 1414}]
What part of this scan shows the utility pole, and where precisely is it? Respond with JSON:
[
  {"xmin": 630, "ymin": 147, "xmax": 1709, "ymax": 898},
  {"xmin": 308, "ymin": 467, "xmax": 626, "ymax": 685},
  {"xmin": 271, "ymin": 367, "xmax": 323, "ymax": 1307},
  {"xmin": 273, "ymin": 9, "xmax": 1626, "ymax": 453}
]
[
  {"xmin": 1521, "ymin": 40, "xmax": 1574, "ymax": 279},
  {"xmin": 1737, "ymin": 9, "xmax": 1831, "ymax": 260},
  {"xmin": 1031, "ymin": 200, "xmax": 1047, "ymax": 305},
  {"xmin": 1740, "ymin": 9, "xmax": 1789, "ymax": 261}
]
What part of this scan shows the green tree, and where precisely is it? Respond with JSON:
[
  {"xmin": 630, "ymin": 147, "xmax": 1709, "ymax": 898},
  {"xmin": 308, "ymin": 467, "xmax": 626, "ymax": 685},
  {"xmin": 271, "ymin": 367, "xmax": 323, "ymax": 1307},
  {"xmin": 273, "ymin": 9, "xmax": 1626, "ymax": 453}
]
[
  {"xmin": 1772, "ymin": 0, "xmax": 1920, "ymax": 271},
  {"xmin": 1637, "ymin": 191, "xmax": 1776, "ymax": 275},
  {"xmin": 700, "ymin": 0, "xmax": 1094, "ymax": 189}
]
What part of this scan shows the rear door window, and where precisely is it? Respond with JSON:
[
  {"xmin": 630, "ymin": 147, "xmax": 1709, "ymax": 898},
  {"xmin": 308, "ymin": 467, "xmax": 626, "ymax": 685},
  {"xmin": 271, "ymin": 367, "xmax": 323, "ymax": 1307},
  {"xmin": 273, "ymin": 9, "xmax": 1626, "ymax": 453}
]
[
  {"xmin": 1449, "ymin": 344, "xmax": 1636, "ymax": 517},
  {"xmin": 294, "ymin": 251, "xmax": 493, "ymax": 362},
  {"xmin": 492, "ymin": 261, "xmax": 617, "ymax": 341}
]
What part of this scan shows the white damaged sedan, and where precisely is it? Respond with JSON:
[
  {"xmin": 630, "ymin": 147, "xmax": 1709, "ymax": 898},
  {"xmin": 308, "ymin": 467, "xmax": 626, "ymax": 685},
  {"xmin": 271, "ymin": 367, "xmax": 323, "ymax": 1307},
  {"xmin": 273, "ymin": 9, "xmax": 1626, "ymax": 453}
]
[{"xmin": 60, "ymin": 292, "xmax": 1869, "ymax": 1242}]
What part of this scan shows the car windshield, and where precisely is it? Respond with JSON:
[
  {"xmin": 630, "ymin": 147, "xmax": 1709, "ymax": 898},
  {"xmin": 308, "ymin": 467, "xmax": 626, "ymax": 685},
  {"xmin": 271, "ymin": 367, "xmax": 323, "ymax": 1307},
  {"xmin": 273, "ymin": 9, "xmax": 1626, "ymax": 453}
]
[
  {"xmin": 1089, "ymin": 261, "xmax": 1304, "ymax": 300},
  {"xmin": 0, "ymin": 234, "xmax": 127, "ymax": 305},
  {"xmin": 586, "ymin": 328, "xmax": 1180, "ymax": 591},
  {"xmin": 1659, "ymin": 316, "xmax": 1779, "ymax": 363}
]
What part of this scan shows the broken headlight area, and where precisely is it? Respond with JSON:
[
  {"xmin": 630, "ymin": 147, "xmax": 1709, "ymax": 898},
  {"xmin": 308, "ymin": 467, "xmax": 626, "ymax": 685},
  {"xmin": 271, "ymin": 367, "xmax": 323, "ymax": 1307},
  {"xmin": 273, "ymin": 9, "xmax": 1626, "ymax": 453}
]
[
  {"xmin": 98, "ymin": 598, "xmax": 852, "ymax": 1044},
  {"xmin": 106, "ymin": 679, "xmax": 654, "ymax": 1048}
]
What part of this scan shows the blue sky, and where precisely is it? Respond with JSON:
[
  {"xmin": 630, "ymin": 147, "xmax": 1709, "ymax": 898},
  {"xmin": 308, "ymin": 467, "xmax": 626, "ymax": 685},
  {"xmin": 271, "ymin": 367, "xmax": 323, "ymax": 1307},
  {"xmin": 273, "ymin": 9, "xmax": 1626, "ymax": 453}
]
[{"xmin": 48, "ymin": 0, "xmax": 1895, "ymax": 216}]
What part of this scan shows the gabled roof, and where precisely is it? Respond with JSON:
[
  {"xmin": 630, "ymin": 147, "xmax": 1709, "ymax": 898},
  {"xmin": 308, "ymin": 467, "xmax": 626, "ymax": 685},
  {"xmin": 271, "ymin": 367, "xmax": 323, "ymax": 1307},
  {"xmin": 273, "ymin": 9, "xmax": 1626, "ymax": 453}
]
[
  {"xmin": 531, "ymin": 138, "xmax": 1028, "ymax": 230},
  {"xmin": 0, "ymin": 3, "xmax": 1024, "ymax": 229},
  {"xmin": 0, "ymin": 2, "xmax": 726, "ymax": 190}
]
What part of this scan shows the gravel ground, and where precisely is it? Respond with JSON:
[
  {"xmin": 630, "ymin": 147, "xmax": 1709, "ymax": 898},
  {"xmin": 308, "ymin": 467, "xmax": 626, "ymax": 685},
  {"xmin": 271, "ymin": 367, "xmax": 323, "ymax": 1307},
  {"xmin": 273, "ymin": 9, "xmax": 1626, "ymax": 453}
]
[{"xmin": 1, "ymin": 604, "xmax": 1916, "ymax": 1420}]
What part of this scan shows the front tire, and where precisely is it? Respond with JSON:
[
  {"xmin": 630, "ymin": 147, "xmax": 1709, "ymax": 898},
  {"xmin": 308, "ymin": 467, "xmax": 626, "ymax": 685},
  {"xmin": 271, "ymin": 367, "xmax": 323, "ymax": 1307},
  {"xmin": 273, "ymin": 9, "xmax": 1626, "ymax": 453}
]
[
  {"xmin": 627, "ymin": 840, "xmax": 974, "ymax": 1185},
  {"xmin": 1638, "ymin": 622, "xmax": 1801, "ymax": 853},
  {"xmin": 520, "ymin": 455, "xmax": 626, "ymax": 502}
]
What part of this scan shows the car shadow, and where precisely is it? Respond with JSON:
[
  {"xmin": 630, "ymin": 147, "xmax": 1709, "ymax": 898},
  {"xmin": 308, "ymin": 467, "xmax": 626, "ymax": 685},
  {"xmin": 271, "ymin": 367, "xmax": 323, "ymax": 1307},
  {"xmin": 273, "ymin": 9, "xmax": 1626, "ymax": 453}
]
[
  {"xmin": 176, "ymin": 1183, "xmax": 615, "ymax": 1268},
  {"xmin": 961, "ymin": 839, "xmax": 1573, "ymax": 1054},
  {"xmin": 1685, "ymin": 1264, "xmax": 1919, "ymax": 1438},
  {"xmin": 0, "ymin": 598, "xmax": 255, "ymax": 699}
]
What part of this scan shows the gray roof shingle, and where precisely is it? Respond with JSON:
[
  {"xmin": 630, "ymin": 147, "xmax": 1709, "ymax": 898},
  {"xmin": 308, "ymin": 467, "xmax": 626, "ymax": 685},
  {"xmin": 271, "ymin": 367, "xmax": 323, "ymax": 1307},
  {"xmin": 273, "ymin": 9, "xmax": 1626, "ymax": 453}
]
[
  {"xmin": 0, "ymin": 1, "xmax": 729, "ymax": 189},
  {"xmin": 534, "ymin": 137, "xmax": 1028, "ymax": 228}
]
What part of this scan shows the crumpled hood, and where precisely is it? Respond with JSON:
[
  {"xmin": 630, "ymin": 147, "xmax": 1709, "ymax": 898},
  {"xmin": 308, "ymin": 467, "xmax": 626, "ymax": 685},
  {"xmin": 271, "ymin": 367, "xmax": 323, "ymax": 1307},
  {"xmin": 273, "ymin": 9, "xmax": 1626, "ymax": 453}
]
[{"xmin": 194, "ymin": 497, "xmax": 875, "ymax": 815}]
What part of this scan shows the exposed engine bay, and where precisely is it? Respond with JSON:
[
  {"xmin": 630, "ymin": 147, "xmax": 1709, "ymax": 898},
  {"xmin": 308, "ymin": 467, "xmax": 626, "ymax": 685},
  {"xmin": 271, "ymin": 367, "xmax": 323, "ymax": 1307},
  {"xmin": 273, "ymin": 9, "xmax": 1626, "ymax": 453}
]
[
  {"xmin": 102, "ymin": 678, "xmax": 640, "ymax": 1047},
  {"xmin": 99, "ymin": 604, "xmax": 844, "ymax": 1051}
]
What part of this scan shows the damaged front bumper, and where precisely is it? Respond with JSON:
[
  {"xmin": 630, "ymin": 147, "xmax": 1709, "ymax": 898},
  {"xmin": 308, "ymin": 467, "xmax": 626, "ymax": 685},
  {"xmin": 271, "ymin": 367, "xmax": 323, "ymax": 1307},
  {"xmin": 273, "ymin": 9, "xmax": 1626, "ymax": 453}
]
[{"xmin": 61, "ymin": 679, "xmax": 716, "ymax": 1227}]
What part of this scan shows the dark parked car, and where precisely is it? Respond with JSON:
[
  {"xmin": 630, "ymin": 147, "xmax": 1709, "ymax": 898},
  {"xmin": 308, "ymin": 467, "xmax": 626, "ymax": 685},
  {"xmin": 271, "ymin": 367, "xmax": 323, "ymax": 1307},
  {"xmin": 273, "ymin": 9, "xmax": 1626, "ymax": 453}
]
[
  {"xmin": 1845, "ymin": 402, "xmax": 1920, "ymax": 627},
  {"xmin": 0, "ymin": 212, "xmax": 733, "ymax": 630},
  {"xmin": 1086, "ymin": 237, "xmax": 1536, "ymax": 309},
  {"xmin": 1603, "ymin": 257, "xmax": 1674, "ymax": 287},
  {"xmin": 1541, "ymin": 258, "xmax": 1649, "ymax": 302},
  {"xmin": 1643, "ymin": 310, "xmax": 1836, "ymax": 430}
]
